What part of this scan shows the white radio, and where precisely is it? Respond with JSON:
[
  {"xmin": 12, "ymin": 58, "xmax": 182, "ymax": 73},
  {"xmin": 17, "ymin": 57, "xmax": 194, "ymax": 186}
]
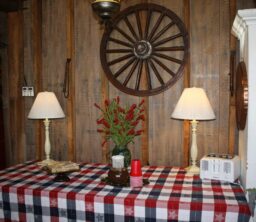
[{"xmin": 200, "ymin": 154, "xmax": 240, "ymax": 182}]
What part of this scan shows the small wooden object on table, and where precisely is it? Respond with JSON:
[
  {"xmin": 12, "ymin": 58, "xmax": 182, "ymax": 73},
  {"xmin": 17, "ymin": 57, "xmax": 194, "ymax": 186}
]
[{"xmin": 42, "ymin": 160, "xmax": 80, "ymax": 182}]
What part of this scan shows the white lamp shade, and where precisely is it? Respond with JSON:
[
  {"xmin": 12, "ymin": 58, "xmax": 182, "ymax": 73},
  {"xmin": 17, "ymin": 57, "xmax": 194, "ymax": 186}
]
[
  {"xmin": 171, "ymin": 87, "xmax": 215, "ymax": 120},
  {"xmin": 28, "ymin": 92, "xmax": 65, "ymax": 119}
]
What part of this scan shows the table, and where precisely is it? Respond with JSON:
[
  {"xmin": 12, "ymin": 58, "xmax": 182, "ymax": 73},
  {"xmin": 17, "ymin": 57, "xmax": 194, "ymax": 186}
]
[{"xmin": 0, "ymin": 161, "xmax": 252, "ymax": 222}]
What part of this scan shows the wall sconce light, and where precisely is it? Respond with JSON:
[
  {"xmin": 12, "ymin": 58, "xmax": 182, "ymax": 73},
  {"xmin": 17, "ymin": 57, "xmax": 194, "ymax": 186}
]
[{"xmin": 91, "ymin": 0, "xmax": 121, "ymax": 23}]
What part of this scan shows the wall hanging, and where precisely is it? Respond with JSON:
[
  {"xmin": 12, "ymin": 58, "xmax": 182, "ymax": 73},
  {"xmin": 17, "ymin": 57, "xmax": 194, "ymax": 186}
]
[
  {"xmin": 93, "ymin": 3, "xmax": 189, "ymax": 96},
  {"xmin": 235, "ymin": 61, "xmax": 248, "ymax": 130}
]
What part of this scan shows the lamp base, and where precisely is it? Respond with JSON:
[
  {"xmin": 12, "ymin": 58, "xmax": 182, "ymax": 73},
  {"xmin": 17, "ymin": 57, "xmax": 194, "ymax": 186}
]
[
  {"xmin": 37, "ymin": 159, "xmax": 56, "ymax": 167},
  {"xmin": 185, "ymin": 165, "xmax": 200, "ymax": 174}
]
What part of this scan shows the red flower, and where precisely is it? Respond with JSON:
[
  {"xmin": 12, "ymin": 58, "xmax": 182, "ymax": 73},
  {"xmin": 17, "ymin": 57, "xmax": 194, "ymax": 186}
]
[
  {"xmin": 135, "ymin": 130, "xmax": 144, "ymax": 135},
  {"xmin": 139, "ymin": 99, "xmax": 145, "ymax": 107},
  {"xmin": 102, "ymin": 119, "xmax": 110, "ymax": 128},
  {"xmin": 105, "ymin": 99, "xmax": 109, "ymax": 106},
  {"xmin": 128, "ymin": 129, "xmax": 135, "ymax": 135},
  {"xmin": 128, "ymin": 104, "xmax": 137, "ymax": 113},
  {"xmin": 131, "ymin": 120, "xmax": 138, "ymax": 126},
  {"xmin": 118, "ymin": 107, "xmax": 125, "ymax": 113},
  {"xmin": 137, "ymin": 115, "xmax": 145, "ymax": 121},
  {"xmin": 97, "ymin": 129, "xmax": 104, "ymax": 133},
  {"xmin": 97, "ymin": 118, "xmax": 104, "ymax": 124},
  {"xmin": 125, "ymin": 112, "xmax": 134, "ymax": 121}
]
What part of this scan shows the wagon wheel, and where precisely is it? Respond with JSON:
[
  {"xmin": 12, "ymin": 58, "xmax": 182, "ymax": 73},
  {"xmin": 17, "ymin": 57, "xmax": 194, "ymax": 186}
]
[{"xmin": 100, "ymin": 3, "xmax": 189, "ymax": 96}]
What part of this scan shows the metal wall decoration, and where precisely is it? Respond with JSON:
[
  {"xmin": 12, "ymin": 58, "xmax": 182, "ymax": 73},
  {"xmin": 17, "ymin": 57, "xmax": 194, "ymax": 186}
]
[
  {"xmin": 91, "ymin": 0, "xmax": 121, "ymax": 23},
  {"xmin": 235, "ymin": 61, "xmax": 248, "ymax": 130},
  {"xmin": 100, "ymin": 3, "xmax": 189, "ymax": 96}
]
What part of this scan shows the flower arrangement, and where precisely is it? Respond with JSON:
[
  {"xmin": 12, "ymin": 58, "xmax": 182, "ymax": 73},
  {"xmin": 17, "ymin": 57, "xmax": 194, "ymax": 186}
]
[{"xmin": 95, "ymin": 97, "xmax": 145, "ymax": 147}]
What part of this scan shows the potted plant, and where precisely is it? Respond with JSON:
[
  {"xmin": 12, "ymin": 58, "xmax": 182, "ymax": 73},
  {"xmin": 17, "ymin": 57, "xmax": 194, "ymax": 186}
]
[{"xmin": 95, "ymin": 97, "xmax": 145, "ymax": 167}]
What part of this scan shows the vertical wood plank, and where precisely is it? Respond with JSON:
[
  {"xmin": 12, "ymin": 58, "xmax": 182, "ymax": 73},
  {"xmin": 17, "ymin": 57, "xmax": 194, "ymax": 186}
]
[
  {"xmin": 7, "ymin": 11, "xmax": 25, "ymax": 164},
  {"xmin": 190, "ymin": 0, "xmax": 230, "ymax": 158},
  {"xmin": 148, "ymin": 0, "xmax": 184, "ymax": 166},
  {"xmin": 23, "ymin": 0, "xmax": 35, "ymax": 161},
  {"xmin": 74, "ymin": 0, "xmax": 104, "ymax": 163},
  {"xmin": 100, "ymin": 65, "xmax": 109, "ymax": 163},
  {"xmin": 141, "ymin": 97, "xmax": 149, "ymax": 166},
  {"xmin": 0, "ymin": 12, "xmax": 8, "ymax": 168},
  {"xmin": 229, "ymin": 0, "xmax": 238, "ymax": 155},
  {"xmin": 140, "ymin": 0, "xmax": 149, "ymax": 166},
  {"xmin": 218, "ymin": 0, "xmax": 230, "ymax": 154},
  {"xmin": 66, "ymin": 0, "xmax": 75, "ymax": 161},
  {"xmin": 42, "ymin": 0, "xmax": 68, "ymax": 161},
  {"xmin": 31, "ymin": 0, "xmax": 43, "ymax": 160},
  {"xmin": 190, "ymin": 0, "xmax": 219, "ymax": 158},
  {"xmin": 23, "ymin": 0, "xmax": 43, "ymax": 161},
  {"xmin": 182, "ymin": 0, "xmax": 190, "ymax": 167}
]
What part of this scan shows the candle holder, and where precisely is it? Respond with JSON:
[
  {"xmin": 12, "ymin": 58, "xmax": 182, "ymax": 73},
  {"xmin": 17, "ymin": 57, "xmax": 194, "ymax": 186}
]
[{"xmin": 107, "ymin": 167, "xmax": 129, "ymax": 186}]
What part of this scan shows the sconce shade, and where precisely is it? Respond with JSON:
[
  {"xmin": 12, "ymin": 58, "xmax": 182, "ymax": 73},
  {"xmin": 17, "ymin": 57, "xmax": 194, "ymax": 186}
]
[
  {"xmin": 91, "ymin": 0, "xmax": 120, "ymax": 22},
  {"xmin": 171, "ymin": 87, "xmax": 215, "ymax": 120},
  {"xmin": 28, "ymin": 92, "xmax": 65, "ymax": 119}
]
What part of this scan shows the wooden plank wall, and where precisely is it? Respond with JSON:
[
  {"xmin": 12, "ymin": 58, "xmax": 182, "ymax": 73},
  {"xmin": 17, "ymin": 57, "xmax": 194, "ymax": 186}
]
[
  {"xmin": 6, "ymin": 10, "xmax": 25, "ymax": 164},
  {"xmin": 0, "ymin": 12, "xmax": 7, "ymax": 169},
  {"xmin": 2, "ymin": 0, "xmax": 249, "ymax": 167},
  {"xmin": 190, "ymin": 0, "xmax": 230, "ymax": 158}
]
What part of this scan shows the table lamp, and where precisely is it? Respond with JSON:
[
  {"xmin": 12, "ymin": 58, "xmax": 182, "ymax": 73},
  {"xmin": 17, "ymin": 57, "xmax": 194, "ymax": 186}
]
[
  {"xmin": 171, "ymin": 87, "xmax": 215, "ymax": 174},
  {"xmin": 28, "ymin": 92, "xmax": 65, "ymax": 165}
]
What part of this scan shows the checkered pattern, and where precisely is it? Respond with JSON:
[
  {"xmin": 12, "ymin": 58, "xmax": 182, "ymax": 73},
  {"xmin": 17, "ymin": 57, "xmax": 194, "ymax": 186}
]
[{"xmin": 0, "ymin": 161, "xmax": 252, "ymax": 222}]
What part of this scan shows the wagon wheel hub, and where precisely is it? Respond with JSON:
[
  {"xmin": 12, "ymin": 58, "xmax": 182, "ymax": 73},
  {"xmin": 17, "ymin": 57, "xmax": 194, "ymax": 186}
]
[{"xmin": 133, "ymin": 40, "xmax": 152, "ymax": 59}]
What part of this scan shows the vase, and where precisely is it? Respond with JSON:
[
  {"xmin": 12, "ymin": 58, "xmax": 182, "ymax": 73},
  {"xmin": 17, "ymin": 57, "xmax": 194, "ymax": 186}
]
[{"xmin": 112, "ymin": 145, "xmax": 131, "ymax": 168}]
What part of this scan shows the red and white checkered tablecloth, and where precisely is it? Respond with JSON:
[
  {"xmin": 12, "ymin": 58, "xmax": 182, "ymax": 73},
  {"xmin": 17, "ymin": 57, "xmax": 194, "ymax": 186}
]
[{"xmin": 0, "ymin": 161, "xmax": 252, "ymax": 222}]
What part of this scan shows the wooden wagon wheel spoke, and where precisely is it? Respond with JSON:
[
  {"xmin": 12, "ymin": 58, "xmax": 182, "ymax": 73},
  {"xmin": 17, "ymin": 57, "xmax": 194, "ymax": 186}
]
[
  {"xmin": 115, "ymin": 26, "xmax": 136, "ymax": 44},
  {"xmin": 109, "ymin": 37, "xmax": 133, "ymax": 48},
  {"xmin": 151, "ymin": 21, "xmax": 175, "ymax": 43},
  {"xmin": 145, "ymin": 60, "xmax": 152, "ymax": 90},
  {"xmin": 114, "ymin": 57, "xmax": 136, "ymax": 78},
  {"xmin": 106, "ymin": 49, "xmax": 133, "ymax": 53},
  {"xmin": 101, "ymin": 3, "xmax": 189, "ymax": 96},
  {"xmin": 124, "ymin": 16, "xmax": 139, "ymax": 41},
  {"xmin": 108, "ymin": 53, "xmax": 134, "ymax": 66},
  {"xmin": 154, "ymin": 46, "xmax": 185, "ymax": 52},
  {"xmin": 153, "ymin": 52, "xmax": 183, "ymax": 64},
  {"xmin": 148, "ymin": 12, "xmax": 165, "ymax": 41},
  {"xmin": 153, "ymin": 33, "xmax": 183, "ymax": 47},
  {"xmin": 152, "ymin": 57, "xmax": 176, "ymax": 77},
  {"xmin": 123, "ymin": 59, "xmax": 140, "ymax": 86},
  {"xmin": 148, "ymin": 59, "xmax": 165, "ymax": 85},
  {"xmin": 135, "ymin": 60, "xmax": 143, "ymax": 90},
  {"xmin": 144, "ymin": 9, "xmax": 152, "ymax": 40},
  {"xmin": 135, "ymin": 10, "xmax": 143, "ymax": 39}
]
